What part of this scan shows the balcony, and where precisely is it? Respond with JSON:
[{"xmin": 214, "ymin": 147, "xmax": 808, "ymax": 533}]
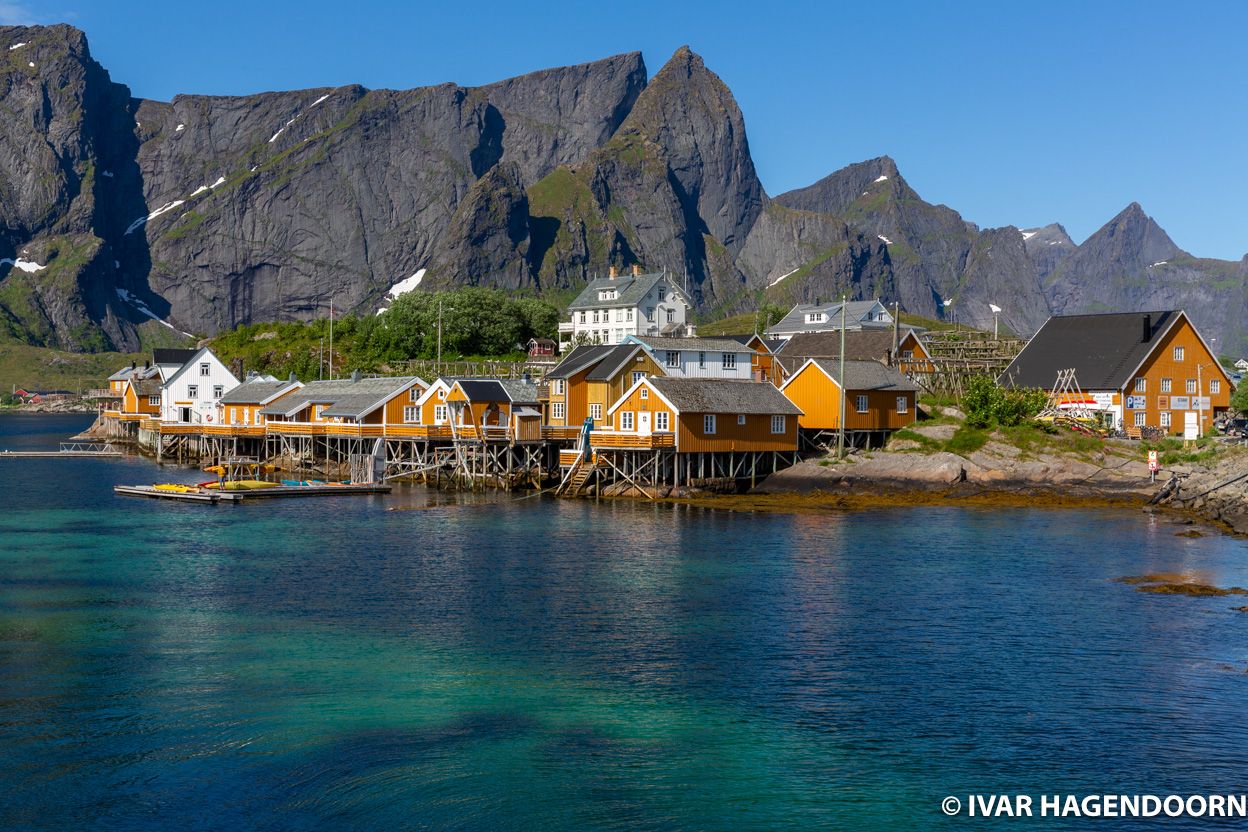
[
  {"xmin": 589, "ymin": 431, "xmax": 675, "ymax": 449},
  {"xmin": 541, "ymin": 426, "xmax": 583, "ymax": 441},
  {"xmin": 557, "ymin": 321, "xmax": 575, "ymax": 333}
]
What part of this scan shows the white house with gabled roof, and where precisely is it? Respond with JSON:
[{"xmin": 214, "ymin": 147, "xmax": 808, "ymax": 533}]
[
  {"xmin": 160, "ymin": 347, "xmax": 238, "ymax": 425},
  {"xmin": 560, "ymin": 265, "xmax": 695, "ymax": 346}
]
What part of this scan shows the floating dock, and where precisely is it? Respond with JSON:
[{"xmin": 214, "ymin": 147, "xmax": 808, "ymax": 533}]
[
  {"xmin": 2, "ymin": 450, "xmax": 125, "ymax": 458},
  {"xmin": 114, "ymin": 483, "xmax": 392, "ymax": 502}
]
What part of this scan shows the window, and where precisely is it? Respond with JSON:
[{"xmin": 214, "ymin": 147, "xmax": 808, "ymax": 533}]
[
  {"xmin": 552, "ymin": 402, "xmax": 565, "ymax": 420},
  {"xmin": 626, "ymin": 310, "xmax": 633, "ymax": 322},
  {"xmin": 620, "ymin": 411, "xmax": 635, "ymax": 431},
  {"xmin": 666, "ymin": 351, "xmax": 680, "ymax": 368},
  {"xmin": 806, "ymin": 312, "xmax": 825, "ymax": 324},
  {"xmin": 579, "ymin": 311, "xmax": 587, "ymax": 324},
  {"xmin": 722, "ymin": 353, "xmax": 736, "ymax": 370},
  {"xmin": 655, "ymin": 411, "xmax": 669, "ymax": 431},
  {"xmin": 640, "ymin": 388, "xmax": 649, "ymax": 399},
  {"xmin": 632, "ymin": 371, "xmax": 646, "ymax": 384},
  {"xmin": 1160, "ymin": 378, "xmax": 1172, "ymax": 393},
  {"xmin": 434, "ymin": 404, "xmax": 448, "ymax": 423},
  {"xmin": 1134, "ymin": 378, "xmax": 1146, "ymax": 393},
  {"xmin": 403, "ymin": 406, "xmax": 420, "ymax": 423},
  {"xmin": 437, "ymin": 388, "xmax": 447, "ymax": 400},
  {"xmin": 698, "ymin": 351, "xmax": 706, "ymax": 369},
  {"xmin": 646, "ymin": 307, "xmax": 655, "ymax": 322},
  {"xmin": 902, "ymin": 349, "xmax": 914, "ymax": 359},
  {"xmin": 213, "ymin": 385, "xmax": 223, "ymax": 399},
  {"xmin": 738, "ymin": 414, "xmax": 747, "ymax": 425},
  {"xmin": 199, "ymin": 362, "xmax": 210, "ymax": 376},
  {"xmin": 593, "ymin": 310, "xmax": 600, "ymax": 323},
  {"xmin": 1160, "ymin": 411, "xmax": 1171, "ymax": 428},
  {"xmin": 1174, "ymin": 346, "xmax": 1185, "ymax": 361},
  {"xmin": 187, "ymin": 385, "xmax": 198, "ymax": 399},
  {"xmin": 703, "ymin": 414, "xmax": 717, "ymax": 434},
  {"xmin": 771, "ymin": 415, "xmax": 786, "ymax": 434},
  {"xmin": 551, "ymin": 379, "xmax": 565, "ymax": 395},
  {"xmin": 896, "ymin": 396, "xmax": 908, "ymax": 414},
  {"xmin": 614, "ymin": 329, "xmax": 623, "ymax": 342},
  {"xmin": 589, "ymin": 403, "xmax": 602, "ymax": 420},
  {"xmin": 1211, "ymin": 379, "xmax": 1222, "ymax": 395},
  {"xmin": 1186, "ymin": 379, "xmax": 1197, "ymax": 394},
  {"xmin": 856, "ymin": 395, "xmax": 869, "ymax": 413},
  {"xmin": 658, "ymin": 286, "xmax": 666, "ymax": 301},
  {"xmin": 148, "ymin": 395, "xmax": 160, "ymax": 407},
  {"xmin": 615, "ymin": 309, "xmax": 623, "ymax": 322},
  {"xmin": 409, "ymin": 387, "xmax": 420, "ymax": 402},
  {"xmin": 1134, "ymin": 411, "xmax": 1146, "ymax": 427},
  {"xmin": 666, "ymin": 309, "xmax": 675, "ymax": 323}
]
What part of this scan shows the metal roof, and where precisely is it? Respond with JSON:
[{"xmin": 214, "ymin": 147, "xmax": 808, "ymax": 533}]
[
  {"xmin": 546, "ymin": 345, "xmax": 617, "ymax": 380},
  {"xmin": 766, "ymin": 299, "xmax": 891, "ymax": 337},
  {"xmin": 219, "ymin": 379, "xmax": 301, "ymax": 405},
  {"xmin": 631, "ymin": 335, "xmax": 757, "ymax": 354},
  {"xmin": 777, "ymin": 329, "xmax": 921, "ymax": 362},
  {"xmin": 644, "ymin": 378, "xmax": 801, "ymax": 415},
  {"xmin": 152, "ymin": 348, "xmax": 197, "ymax": 366},
  {"xmin": 998, "ymin": 311, "xmax": 1198, "ymax": 390},
  {"xmin": 258, "ymin": 376, "xmax": 423, "ymax": 418},
  {"xmin": 792, "ymin": 359, "xmax": 918, "ymax": 392},
  {"xmin": 586, "ymin": 345, "xmax": 646, "ymax": 381},
  {"xmin": 567, "ymin": 271, "xmax": 679, "ymax": 312}
]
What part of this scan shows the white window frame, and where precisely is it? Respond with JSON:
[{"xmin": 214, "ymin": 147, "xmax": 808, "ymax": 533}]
[
  {"xmin": 147, "ymin": 395, "xmax": 160, "ymax": 407},
  {"xmin": 703, "ymin": 414, "xmax": 716, "ymax": 434},
  {"xmin": 589, "ymin": 403, "xmax": 602, "ymax": 421},
  {"xmin": 1160, "ymin": 378, "xmax": 1171, "ymax": 393},
  {"xmin": 409, "ymin": 387, "xmax": 421, "ymax": 402},
  {"xmin": 665, "ymin": 351, "xmax": 680, "ymax": 368},
  {"xmin": 722, "ymin": 353, "xmax": 736, "ymax": 370},
  {"xmin": 1160, "ymin": 411, "xmax": 1171, "ymax": 428},
  {"xmin": 620, "ymin": 411, "xmax": 635, "ymax": 431},
  {"xmin": 199, "ymin": 362, "xmax": 210, "ymax": 376},
  {"xmin": 552, "ymin": 379, "xmax": 565, "ymax": 395},
  {"xmin": 212, "ymin": 384, "xmax": 223, "ymax": 399},
  {"xmin": 1174, "ymin": 346, "xmax": 1185, "ymax": 362},
  {"xmin": 1134, "ymin": 378, "xmax": 1146, "ymax": 393},
  {"xmin": 896, "ymin": 396, "xmax": 908, "ymax": 414},
  {"xmin": 1211, "ymin": 379, "xmax": 1221, "ymax": 395},
  {"xmin": 856, "ymin": 395, "xmax": 869, "ymax": 413},
  {"xmin": 771, "ymin": 415, "xmax": 785, "ymax": 434},
  {"xmin": 551, "ymin": 402, "xmax": 565, "ymax": 420},
  {"xmin": 640, "ymin": 388, "xmax": 649, "ymax": 399},
  {"xmin": 403, "ymin": 405, "xmax": 420, "ymax": 423},
  {"xmin": 1186, "ymin": 379, "xmax": 1197, "ymax": 394},
  {"xmin": 1134, "ymin": 411, "xmax": 1146, "ymax": 427},
  {"xmin": 655, "ymin": 411, "xmax": 669, "ymax": 431},
  {"xmin": 631, "ymin": 371, "xmax": 645, "ymax": 384},
  {"xmin": 434, "ymin": 404, "xmax": 448, "ymax": 424},
  {"xmin": 187, "ymin": 384, "xmax": 198, "ymax": 399},
  {"xmin": 666, "ymin": 308, "xmax": 675, "ymax": 323}
]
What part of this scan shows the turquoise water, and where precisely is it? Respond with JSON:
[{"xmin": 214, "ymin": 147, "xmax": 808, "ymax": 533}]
[{"xmin": 3, "ymin": 413, "xmax": 1248, "ymax": 830}]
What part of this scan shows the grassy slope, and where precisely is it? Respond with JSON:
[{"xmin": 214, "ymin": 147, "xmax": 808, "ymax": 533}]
[{"xmin": 0, "ymin": 343, "xmax": 145, "ymax": 392}]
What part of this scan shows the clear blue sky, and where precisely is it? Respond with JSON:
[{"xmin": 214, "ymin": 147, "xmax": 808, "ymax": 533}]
[{"xmin": 8, "ymin": 0, "xmax": 1246, "ymax": 259}]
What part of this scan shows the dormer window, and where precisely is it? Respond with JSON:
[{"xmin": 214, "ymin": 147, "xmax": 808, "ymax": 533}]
[
  {"xmin": 598, "ymin": 289, "xmax": 618, "ymax": 301},
  {"xmin": 658, "ymin": 286, "xmax": 666, "ymax": 301},
  {"xmin": 806, "ymin": 312, "xmax": 826, "ymax": 324}
]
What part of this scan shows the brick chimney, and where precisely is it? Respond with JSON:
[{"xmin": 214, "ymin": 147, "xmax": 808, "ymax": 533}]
[
  {"xmin": 632, "ymin": 264, "xmax": 642, "ymax": 276},
  {"xmin": 608, "ymin": 265, "xmax": 617, "ymax": 280}
]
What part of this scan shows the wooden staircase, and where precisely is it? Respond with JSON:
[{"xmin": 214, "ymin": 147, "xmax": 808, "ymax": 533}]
[{"xmin": 559, "ymin": 458, "xmax": 596, "ymax": 497}]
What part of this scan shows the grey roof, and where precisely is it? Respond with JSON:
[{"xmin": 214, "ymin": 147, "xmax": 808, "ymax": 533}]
[
  {"xmin": 452, "ymin": 378, "xmax": 541, "ymax": 404},
  {"xmin": 767, "ymin": 299, "xmax": 892, "ymax": 337},
  {"xmin": 999, "ymin": 311, "xmax": 1193, "ymax": 390},
  {"xmin": 645, "ymin": 378, "xmax": 801, "ymax": 415},
  {"xmin": 567, "ymin": 271, "xmax": 675, "ymax": 311},
  {"xmin": 720, "ymin": 334, "xmax": 785, "ymax": 353},
  {"xmin": 498, "ymin": 379, "xmax": 540, "ymax": 403},
  {"xmin": 587, "ymin": 345, "xmax": 646, "ymax": 381},
  {"xmin": 547, "ymin": 345, "xmax": 617, "ymax": 380},
  {"xmin": 108, "ymin": 365, "xmax": 138, "ymax": 382},
  {"xmin": 632, "ymin": 335, "xmax": 757, "ymax": 354},
  {"xmin": 778, "ymin": 329, "xmax": 923, "ymax": 362},
  {"xmin": 259, "ymin": 376, "xmax": 422, "ymax": 418},
  {"xmin": 152, "ymin": 348, "xmax": 197, "ymax": 366},
  {"xmin": 798, "ymin": 359, "xmax": 918, "ymax": 392},
  {"xmin": 132, "ymin": 378, "xmax": 162, "ymax": 397},
  {"xmin": 220, "ymin": 378, "xmax": 301, "ymax": 405}
]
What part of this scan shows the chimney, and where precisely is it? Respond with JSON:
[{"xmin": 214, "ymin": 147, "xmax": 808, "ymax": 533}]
[
  {"xmin": 632, "ymin": 264, "xmax": 641, "ymax": 276},
  {"xmin": 608, "ymin": 265, "xmax": 617, "ymax": 280},
  {"xmin": 352, "ymin": 370, "xmax": 361, "ymax": 383},
  {"xmin": 131, "ymin": 361, "xmax": 136, "ymax": 370},
  {"xmin": 523, "ymin": 372, "xmax": 531, "ymax": 385},
  {"xmin": 289, "ymin": 372, "xmax": 297, "ymax": 383},
  {"xmin": 144, "ymin": 360, "xmax": 150, "ymax": 369},
  {"xmin": 1142, "ymin": 314, "xmax": 1151, "ymax": 343}
]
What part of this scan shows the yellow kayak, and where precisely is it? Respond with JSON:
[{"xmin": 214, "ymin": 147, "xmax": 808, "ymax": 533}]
[{"xmin": 153, "ymin": 483, "xmax": 197, "ymax": 493}]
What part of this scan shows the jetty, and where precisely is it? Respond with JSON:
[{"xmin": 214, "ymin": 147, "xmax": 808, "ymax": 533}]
[{"xmin": 0, "ymin": 442, "xmax": 124, "ymax": 458}]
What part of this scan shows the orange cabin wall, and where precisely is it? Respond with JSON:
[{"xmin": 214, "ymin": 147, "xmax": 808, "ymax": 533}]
[
  {"xmin": 782, "ymin": 365, "xmax": 916, "ymax": 431},
  {"xmin": 1123, "ymin": 315, "xmax": 1232, "ymax": 435},
  {"xmin": 383, "ymin": 384, "xmax": 426, "ymax": 424},
  {"xmin": 610, "ymin": 384, "xmax": 798, "ymax": 452}
]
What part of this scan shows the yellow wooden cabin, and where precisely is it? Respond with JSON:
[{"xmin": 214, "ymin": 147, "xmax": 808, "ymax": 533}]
[
  {"xmin": 120, "ymin": 377, "xmax": 162, "ymax": 419},
  {"xmin": 218, "ymin": 376, "xmax": 304, "ymax": 428},
  {"xmin": 445, "ymin": 379, "xmax": 543, "ymax": 442},
  {"xmin": 545, "ymin": 344, "xmax": 664, "ymax": 430},
  {"xmin": 600, "ymin": 377, "xmax": 801, "ymax": 453},
  {"xmin": 779, "ymin": 358, "xmax": 918, "ymax": 444},
  {"xmin": 257, "ymin": 375, "xmax": 427, "ymax": 434},
  {"xmin": 774, "ymin": 328, "xmax": 933, "ymax": 385}
]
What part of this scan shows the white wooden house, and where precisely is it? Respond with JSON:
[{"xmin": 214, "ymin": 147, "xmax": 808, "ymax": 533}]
[
  {"xmin": 623, "ymin": 335, "xmax": 757, "ymax": 380},
  {"xmin": 160, "ymin": 347, "xmax": 239, "ymax": 425}
]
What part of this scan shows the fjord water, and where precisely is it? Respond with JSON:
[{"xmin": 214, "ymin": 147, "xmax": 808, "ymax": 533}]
[{"xmin": 3, "ymin": 414, "xmax": 1248, "ymax": 830}]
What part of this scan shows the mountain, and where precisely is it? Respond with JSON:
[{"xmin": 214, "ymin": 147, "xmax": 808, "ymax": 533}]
[{"xmin": 1, "ymin": 24, "xmax": 1245, "ymax": 355}]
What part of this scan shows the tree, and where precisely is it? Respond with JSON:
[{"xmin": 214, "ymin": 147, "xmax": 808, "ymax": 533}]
[{"xmin": 1231, "ymin": 380, "xmax": 1248, "ymax": 415}]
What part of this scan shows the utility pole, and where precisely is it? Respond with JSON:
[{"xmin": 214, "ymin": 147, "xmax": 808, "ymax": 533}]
[
  {"xmin": 1197, "ymin": 363, "xmax": 1205, "ymax": 438},
  {"xmin": 328, "ymin": 298, "xmax": 334, "ymax": 381},
  {"xmin": 837, "ymin": 295, "xmax": 847, "ymax": 460},
  {"xmin": 891, "ymin": 301, "xmax": 899, "ymax": 365},
  {"xmin": 437, "ymin": 297, "xmax": 444, "ymax": 374}
]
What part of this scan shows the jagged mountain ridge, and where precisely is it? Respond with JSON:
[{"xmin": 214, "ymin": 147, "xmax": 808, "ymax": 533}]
[{"xmin": 1, "ymin": 24, "xmax": 1245, "ymax": 354}]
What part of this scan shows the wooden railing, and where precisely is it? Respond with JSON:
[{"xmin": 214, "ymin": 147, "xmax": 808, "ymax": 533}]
[
  {"xmin": 542, "ymin": 426, "xmax": 582, "ymax": 441},
  {"xmin": 589, "ymin": 431, "xmax": 675, "ymax": 449}
]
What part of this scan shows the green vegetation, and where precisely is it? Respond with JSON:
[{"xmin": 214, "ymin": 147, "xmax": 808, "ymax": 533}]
[
  {"xmin": 696, "ymin": 304, "xmax": 786, "ymax": 337},
  {"xmin": 961, "ymin": 375, "xmax": 1048, "ymax": 428},
  {"xmin": 1231, "ymin": 380, "xmax": 1248, "ymax": 415},
  {"xmin": 0, "ymin": 342, "xmax": 145, "ymax": 392},
  {"xmin": 209, "ymin": 287, "xmax": 560, "ymax": 379},
  {"xmin": 1140, "ymin": 435, "xmax": 1221, "ymax": 467},
  {"xmin": 944, "ymin": 425, "xmax": 990, "ymax": 455}
]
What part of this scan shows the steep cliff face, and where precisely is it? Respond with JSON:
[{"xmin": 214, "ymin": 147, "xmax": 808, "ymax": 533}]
[{"xmin": 1, "ymin": 24, "xmax": 1244, "ymax": 353}]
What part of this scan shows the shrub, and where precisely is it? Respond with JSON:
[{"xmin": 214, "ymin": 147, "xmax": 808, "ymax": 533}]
[{"xmin": 961, "ymin": 375, "xmax": 1047, "ymax": 428}]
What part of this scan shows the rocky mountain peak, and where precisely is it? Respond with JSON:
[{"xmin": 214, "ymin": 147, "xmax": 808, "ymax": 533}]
[{"xmin": 1082, "ymin": 202, "xmax": 1184, "ymax": 265}]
